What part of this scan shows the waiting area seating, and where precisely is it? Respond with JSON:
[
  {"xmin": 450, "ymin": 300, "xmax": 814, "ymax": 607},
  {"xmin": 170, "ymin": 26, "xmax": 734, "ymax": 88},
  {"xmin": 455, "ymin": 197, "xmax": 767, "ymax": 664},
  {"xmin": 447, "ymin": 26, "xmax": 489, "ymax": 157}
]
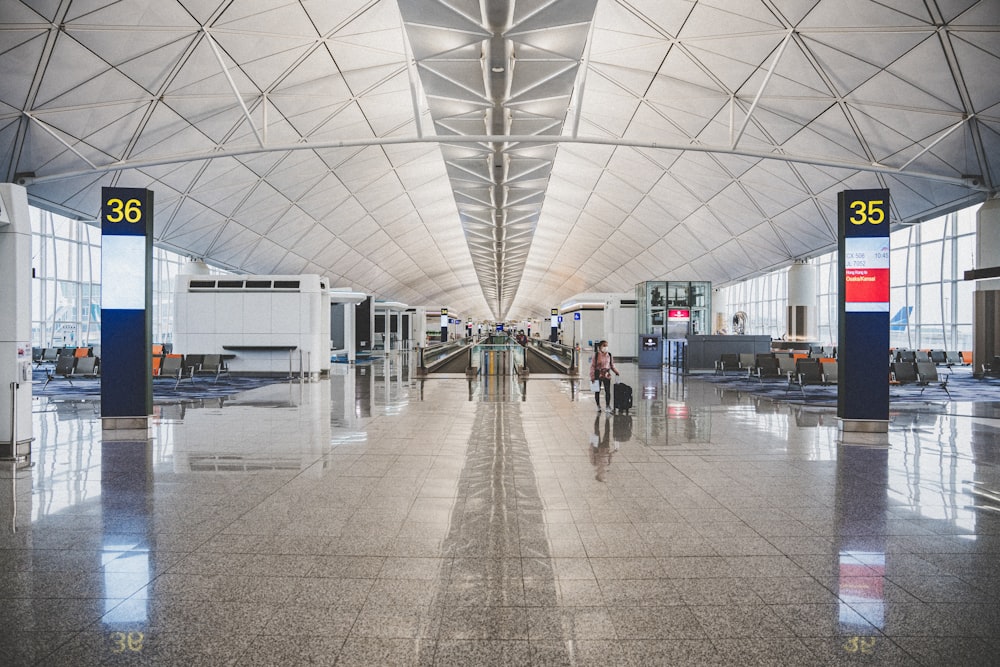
[
  {"xmin": 43, "ymin": 353, "xmax": 100, "ymax": 387},
  {"xmin": 893, "ymin": 348, "xmax": 970, "ymax": 368},
  {"xmin": 714, "ymin": 353, "xmax": 740, "ymax": 375},
  {"xmin": 891, "ymin": 360, "xmax": 951, "ymax": 396},
  {"xmin": 156, "ymin": 353, "xmax": 231, "ymax": 389},
  {"xmin": 748, "ymin": 354, "xmax": 783, "ymax": 383},
  {"xmin": 34, "ymin": 346, "xmax": 95, "ymax": 368},
  {"xmin": 784, "ymin": 357, "xmax": 839, "ymax": 396}
]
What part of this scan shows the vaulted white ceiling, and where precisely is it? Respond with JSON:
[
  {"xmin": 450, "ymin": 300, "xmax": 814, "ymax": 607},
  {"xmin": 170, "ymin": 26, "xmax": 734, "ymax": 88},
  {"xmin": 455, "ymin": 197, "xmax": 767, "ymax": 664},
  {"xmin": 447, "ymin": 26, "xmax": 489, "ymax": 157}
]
[{"xmin": 2, "ymin": 0, "xmax": 997, "ymax": 320}]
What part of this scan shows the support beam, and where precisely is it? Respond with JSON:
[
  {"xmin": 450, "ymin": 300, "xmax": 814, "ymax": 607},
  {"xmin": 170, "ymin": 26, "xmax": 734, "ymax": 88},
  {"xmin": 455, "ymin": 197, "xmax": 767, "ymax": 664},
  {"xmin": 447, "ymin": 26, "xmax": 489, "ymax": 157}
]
[
  {"xmin": 22, "ymin": 134, "xmax": 988, "ymax": 192},
  {"xmin": 732, "ymin": 32, "xmax": 792, "ymax": 150},
  {"xmin": 203, "ymin": 29, "xmax": 264, "ymax": 148}
]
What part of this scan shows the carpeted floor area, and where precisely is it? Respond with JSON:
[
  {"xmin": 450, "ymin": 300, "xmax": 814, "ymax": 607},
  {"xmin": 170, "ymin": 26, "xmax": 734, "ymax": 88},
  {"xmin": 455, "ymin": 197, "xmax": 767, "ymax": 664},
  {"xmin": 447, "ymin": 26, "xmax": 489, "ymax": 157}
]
[
  {"xmin": 31, "ymin": 368, "xmax": 288, "ymax": 402},
  {"xmin": 696, "ymin": 364, "xmax": 1000, "ymax": 405}
]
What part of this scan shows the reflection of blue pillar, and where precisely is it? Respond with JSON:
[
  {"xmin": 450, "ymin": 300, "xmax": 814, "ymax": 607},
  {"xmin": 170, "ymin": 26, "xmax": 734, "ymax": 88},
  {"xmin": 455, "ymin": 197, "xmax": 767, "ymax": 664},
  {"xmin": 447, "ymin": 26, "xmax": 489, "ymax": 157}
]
[
  {"xmin": 835, "ymin": 446, "xmax": 888, "ymax": 643},
  {"xmin": 100, "ymin": 188, "xmax": 153, "ymax": 436},
  {"xmin": 101, "ymin": 439, "xmax": 152, "ymax": 627},
  {"xmin": 0, "ymin": 184, "xmax": 33, "ymax": 460}
]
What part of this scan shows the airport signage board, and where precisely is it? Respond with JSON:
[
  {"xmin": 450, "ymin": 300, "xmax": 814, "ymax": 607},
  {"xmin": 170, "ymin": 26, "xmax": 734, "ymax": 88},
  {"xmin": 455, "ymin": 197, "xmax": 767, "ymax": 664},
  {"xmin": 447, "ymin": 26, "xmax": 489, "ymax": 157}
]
[
  {"xmin": 838, "ymin": 188, "xmax": 889, "ymax": 423},
  {"xmin": 101, "ymin": 187, "xmax": 153, "ymax": 418}
]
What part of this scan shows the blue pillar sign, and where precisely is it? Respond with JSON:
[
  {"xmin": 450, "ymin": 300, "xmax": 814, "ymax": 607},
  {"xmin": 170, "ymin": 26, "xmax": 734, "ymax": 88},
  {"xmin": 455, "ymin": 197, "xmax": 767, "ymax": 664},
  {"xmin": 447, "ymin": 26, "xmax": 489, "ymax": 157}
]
[
  {"xmin": 101, "ymin": 187, "xmax": 153, "ymax": 423},
  {"xmin": 838, "ymin": 188, "xmax": 889, "ymax": 427}
]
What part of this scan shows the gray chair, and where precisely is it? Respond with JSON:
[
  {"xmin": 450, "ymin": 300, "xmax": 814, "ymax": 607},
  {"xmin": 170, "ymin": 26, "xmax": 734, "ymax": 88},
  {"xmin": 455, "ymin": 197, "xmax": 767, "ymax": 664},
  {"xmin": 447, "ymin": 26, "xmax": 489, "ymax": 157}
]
[
  {"xmin": 777, "ymin": 356, "xmax": 797, "ymax": 378},
  {"xmin": 38, "ymin": 347, "xmax": 59, "ymax": 368},
  {"xmin": 916, "ymin": 362, "xmax": 950, "ymax": 397},
  {"xmin": 787, "ymin": 358, "xmax": 824, "ymax": 396},
  {"xmin": 715, "ymin": 353, "xmax": 739, "ymax": 375},
  {"xmin": 196, "ymin": 354, "xmax": 230, "ymax": 383},
  {"xmin": 72, "ymin": 356, "xmax": 99, "ymax": 379},
  {"xmin": 160, "ymin": 355, "xmax": 194, "ymax": 389},
  {"xmin": 821, "ymin": 360, "xmax": 838, "ymax": 385},
  {"xmin": 892, "ymin": 361, "xmax": 918, "ymax": 385},
  {"xmin": 44, "ymin": 354, "xmax": 76, "ymax": 387},
  {"xmin": 750, "ymin": 355, "xmax": 782, "ymax": 383}
]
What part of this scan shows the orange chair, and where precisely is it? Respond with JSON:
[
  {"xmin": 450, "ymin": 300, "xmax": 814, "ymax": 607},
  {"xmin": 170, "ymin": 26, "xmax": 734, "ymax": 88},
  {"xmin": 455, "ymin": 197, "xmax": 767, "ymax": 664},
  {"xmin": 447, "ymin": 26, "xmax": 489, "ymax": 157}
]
[
  {"xmin": 961, "ymin": 351, "xmax": 973, "ymax": 365},
  {"xmin": 152, "ymin": 356, "xmax": 162, "ymax": 376},
  {"xmin": 152, "ymin": 344, "xmax": 164, "ymax": 357},
  {"xmin": 73, "ymin": 347, "xmax": 91, "ymax": 358}
]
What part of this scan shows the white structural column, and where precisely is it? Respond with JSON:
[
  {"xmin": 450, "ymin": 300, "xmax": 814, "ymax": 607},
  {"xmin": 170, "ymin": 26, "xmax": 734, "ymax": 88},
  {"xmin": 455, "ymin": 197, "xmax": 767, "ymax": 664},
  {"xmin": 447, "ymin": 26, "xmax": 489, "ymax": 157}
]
[
  {"xmin": 0, "ymin": 184, "xmax": 33, "ymax": 459},
  {"xmin": 712, "ymin": 288, "xmax": 729, "ymax": 334},
  {"xmin": 413, "ymin": 307, "xmax": 426, "ymax": 348},
  {"xmin": 973, "ymin": 198, "xmax": 1000, "ymax": 374},
  {"xmin": 787, "ymin": 260, "xmax": 817, "ymax": 342}
]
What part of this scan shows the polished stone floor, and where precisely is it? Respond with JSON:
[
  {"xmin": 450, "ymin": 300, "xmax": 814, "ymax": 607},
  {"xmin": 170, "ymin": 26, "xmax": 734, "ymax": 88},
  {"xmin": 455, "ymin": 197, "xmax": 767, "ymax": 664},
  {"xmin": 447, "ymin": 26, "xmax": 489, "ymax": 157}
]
[{"xmin": 2, "ymin": 354, "xmax": 999, "ymax": 665}]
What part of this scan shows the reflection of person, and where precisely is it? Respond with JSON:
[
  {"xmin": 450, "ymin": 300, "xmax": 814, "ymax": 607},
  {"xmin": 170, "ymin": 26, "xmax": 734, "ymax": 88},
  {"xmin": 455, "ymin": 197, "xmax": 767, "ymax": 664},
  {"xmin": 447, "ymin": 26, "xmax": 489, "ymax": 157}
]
[
  {"xmin": 589, "ymin": 339, "xmax": 619, "ymax": 412},
  {"xmin": 590, "ymin": 414, "xmax": 617, "ymax": 482}
]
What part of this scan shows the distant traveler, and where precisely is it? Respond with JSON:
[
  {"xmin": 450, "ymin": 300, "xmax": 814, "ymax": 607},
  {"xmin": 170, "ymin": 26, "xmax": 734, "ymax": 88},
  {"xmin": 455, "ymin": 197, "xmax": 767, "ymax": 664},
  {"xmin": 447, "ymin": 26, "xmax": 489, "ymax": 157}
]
[{"xmin": 589, "ymin": 339, "xmax": 619, "ymax": 412}]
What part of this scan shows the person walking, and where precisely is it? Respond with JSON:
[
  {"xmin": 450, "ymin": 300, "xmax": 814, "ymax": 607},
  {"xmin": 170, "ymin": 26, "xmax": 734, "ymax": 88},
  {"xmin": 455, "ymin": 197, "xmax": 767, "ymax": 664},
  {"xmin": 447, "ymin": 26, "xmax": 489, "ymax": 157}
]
[{"xmin": 590, "ymin": 339, "xmax": 619, "ymax": 412}]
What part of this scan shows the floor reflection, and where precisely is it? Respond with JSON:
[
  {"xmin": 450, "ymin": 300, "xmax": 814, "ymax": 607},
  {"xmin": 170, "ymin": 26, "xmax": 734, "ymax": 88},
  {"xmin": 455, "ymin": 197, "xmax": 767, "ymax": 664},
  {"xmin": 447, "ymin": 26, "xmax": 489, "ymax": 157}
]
[{"xmin": 2, "ymin": 361, "xmax": 998, "ymax": 664}]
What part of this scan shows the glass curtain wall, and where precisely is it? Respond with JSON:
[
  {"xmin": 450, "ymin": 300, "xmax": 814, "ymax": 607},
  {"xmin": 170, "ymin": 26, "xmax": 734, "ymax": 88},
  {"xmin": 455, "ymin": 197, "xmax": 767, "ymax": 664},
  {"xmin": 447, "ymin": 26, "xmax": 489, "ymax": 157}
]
[
  {"xmin": 30, "ymin": 206, "xmax": 214, "ymax": 348},
  {"xmin": 720, "ymin": 203, "xmax": 979, "ymax": 351}
]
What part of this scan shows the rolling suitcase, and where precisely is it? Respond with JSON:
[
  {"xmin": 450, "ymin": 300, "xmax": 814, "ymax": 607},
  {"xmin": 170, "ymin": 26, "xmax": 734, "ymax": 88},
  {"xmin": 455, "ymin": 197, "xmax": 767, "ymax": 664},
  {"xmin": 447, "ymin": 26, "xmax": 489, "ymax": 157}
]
[
  {"xmin": 612, "ymin": 413, "xmax": 633, "ymax": 442},
  {"xmin": 613, "ymin": 381, "xmax": 632, "ymax": 413}
]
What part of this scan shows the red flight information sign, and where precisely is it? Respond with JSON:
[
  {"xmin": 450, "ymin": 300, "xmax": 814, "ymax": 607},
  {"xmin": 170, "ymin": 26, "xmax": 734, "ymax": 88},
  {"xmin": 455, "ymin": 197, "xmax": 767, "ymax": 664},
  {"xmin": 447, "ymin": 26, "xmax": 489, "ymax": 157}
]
[{"xmin": 844, "ymin": 237, "xmax": 889, "ymax": 312}]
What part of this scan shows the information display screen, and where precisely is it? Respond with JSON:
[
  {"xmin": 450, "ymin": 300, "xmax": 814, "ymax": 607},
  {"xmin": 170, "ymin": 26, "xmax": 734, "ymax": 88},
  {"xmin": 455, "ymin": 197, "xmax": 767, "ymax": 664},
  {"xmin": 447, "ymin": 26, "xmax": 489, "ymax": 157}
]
[
  {"xmin": 101, "ymin": 236, "xmax": 147, "ymax": 309},
  {"xmin": 844, "ymin": 237, "xmax": 889, "ymax": 312}
]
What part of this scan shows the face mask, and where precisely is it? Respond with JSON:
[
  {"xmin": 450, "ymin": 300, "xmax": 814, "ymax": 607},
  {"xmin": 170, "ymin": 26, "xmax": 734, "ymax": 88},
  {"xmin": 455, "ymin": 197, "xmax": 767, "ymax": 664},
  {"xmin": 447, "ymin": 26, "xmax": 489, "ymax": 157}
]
[{"xmin": 601, "ymin": 347, "xmax": 608, "ymax": 352}]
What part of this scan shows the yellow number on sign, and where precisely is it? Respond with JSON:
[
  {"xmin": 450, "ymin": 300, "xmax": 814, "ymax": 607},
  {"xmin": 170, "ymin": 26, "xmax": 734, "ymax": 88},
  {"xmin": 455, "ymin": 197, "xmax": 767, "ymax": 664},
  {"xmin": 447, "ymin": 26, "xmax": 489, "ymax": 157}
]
[
  {"xmin": 849, "ymin": 199, "xmax": 885, "ymax": 225},
  {"xmin": 110, "ymin": 632, "xmax": 126, "ymax": 653},
  {"xmin": 127, "ymin": 631, "xmax": 145, "ymax": 652},
  {"xmin": 109, "ymin": 631, "xmax": 144, "ymax": 653},
  {"xmin": 105, "ymin": 198, "xmax": 142, "ymax": 223}
]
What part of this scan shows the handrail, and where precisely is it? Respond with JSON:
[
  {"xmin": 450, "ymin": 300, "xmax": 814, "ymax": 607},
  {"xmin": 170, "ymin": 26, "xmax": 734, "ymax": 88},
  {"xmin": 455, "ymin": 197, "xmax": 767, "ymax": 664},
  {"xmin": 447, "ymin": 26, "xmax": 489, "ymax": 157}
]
[
  {"xmin": 532, "ymin": 340, "xmax": 577, "ymax": 370},
  {"xmin": 527, "ymin": 339, "xmax": 578, "ymax": 375},
  {"xmin": 419, "ymin": 337, "xmax": 473, "ymax": 372}
]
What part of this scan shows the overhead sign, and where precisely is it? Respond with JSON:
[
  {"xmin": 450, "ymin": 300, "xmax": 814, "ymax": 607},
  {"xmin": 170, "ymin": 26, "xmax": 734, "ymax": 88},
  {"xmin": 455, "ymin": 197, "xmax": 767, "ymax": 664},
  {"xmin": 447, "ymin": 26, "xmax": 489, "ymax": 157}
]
[
  {"xmin": 667, "ymin": 309, "xmax": 690, "ymax": 320},
  {"xmin": 574, "ymin": 312, "xmax": 581, "ymax": 320}
]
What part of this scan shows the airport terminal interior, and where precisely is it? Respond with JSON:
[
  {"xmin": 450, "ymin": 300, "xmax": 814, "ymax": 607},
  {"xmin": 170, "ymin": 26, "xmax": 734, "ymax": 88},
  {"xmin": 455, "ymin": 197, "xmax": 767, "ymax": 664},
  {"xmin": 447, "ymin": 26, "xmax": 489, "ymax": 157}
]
[{"xmin": 3, "ymin": 1, "xmax": 1000, "ymax": 665}]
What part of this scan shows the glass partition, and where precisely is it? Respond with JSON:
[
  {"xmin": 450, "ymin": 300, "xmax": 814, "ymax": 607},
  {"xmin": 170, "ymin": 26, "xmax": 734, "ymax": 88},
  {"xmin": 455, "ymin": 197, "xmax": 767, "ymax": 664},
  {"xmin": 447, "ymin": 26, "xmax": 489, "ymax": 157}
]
[{"xmin": 636, "ymin": 280, "xmax": 711, "ymax": 337}]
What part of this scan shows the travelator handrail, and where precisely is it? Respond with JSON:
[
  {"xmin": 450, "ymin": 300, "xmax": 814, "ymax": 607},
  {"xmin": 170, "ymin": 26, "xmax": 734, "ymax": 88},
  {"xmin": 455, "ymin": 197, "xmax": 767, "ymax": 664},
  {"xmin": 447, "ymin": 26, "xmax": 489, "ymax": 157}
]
[
  {"xmin": 418, "ymin": 337, "xmax": 474, "ymax": 372},
  {"xmin": 527, "ymin": 339, "xmax": 578, "ymax": 375}
]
